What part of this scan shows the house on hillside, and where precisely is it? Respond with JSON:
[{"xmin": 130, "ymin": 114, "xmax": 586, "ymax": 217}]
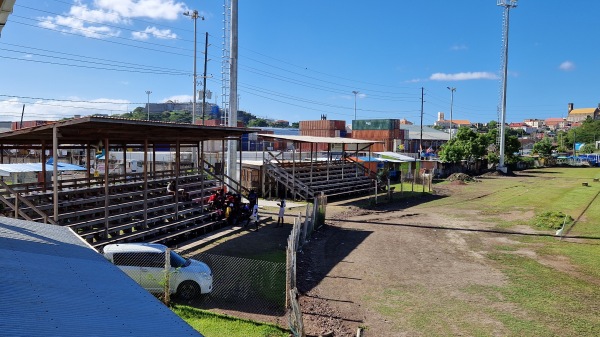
[
  {"xmin": 545, "ymin": 117, "xmax": 566, "ymax": 131},
  {"xmin": 566, "ymin": 103, "xmax": 600, "ymax": 123},
  {"xmin": 434, "ymin": 112, "xmax": 472, "ymax": 130}
]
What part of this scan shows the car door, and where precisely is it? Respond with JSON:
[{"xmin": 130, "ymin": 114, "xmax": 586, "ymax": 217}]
[
  {"xmin": 139, "ymin": 252, "xmax": 167, "ymax": 293},
  {"xmin": 112, "ymin": 252, "xmax": 143, "ymax": 285}
]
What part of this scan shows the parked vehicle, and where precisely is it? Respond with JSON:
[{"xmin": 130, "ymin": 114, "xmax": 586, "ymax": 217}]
[{"xmin": 103, "ymin": 243, "xmax": 212, "ymax": 300}]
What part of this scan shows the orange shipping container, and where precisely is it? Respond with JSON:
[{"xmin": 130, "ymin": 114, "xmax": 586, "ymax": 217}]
[{"xmin": 299, "ymin": 120, "xmax": 346, "ymax": 131}]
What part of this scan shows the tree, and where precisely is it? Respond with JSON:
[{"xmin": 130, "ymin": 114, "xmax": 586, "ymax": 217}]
[
  {"xmin": 248, "ymin": 118, "xmax": 269, "ymax": 127},
  {"xmin": 439, "ymin": 127, "xmax": 487, "ymax": 163},
  {"xmin": 579, "ymin": 143, "xmax": 596, "ymax": 154},
  {"xmin": 532, "ymin": 137, "xmax": 555, "ymax": 157},
  {"xmin": 291, "ymin": 122, "xmax": 299, "ymax": 128}
]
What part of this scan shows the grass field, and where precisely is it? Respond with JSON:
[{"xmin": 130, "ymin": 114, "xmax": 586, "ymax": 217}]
[
  {"xmin": 172, "ymin": 306, "xmax": 289, "ymax": 337},
  {"xmin": 176, "ymin": 167, "xmax": 600, "ymax": 336},
  {"xmin": 383, "ymin": 167, "xmax": 600, "ymax": 336}
]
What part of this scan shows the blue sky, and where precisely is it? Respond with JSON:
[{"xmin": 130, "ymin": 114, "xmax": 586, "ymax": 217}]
[{"xmin": 1, "ymin": 0, "xmax": 599, "ymax": 126}]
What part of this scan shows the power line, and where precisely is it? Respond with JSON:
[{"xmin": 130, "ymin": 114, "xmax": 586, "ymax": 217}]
[
  {"xmin": 0, "ymin": 48, "xmax": 189, "ymax": 75},
  {"xmin": 11, "ymin": 19, "xmax": 191, "ymax": 58}
]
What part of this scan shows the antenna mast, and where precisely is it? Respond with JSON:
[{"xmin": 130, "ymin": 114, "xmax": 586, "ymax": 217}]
[
  {"xmin": 221, "ymin": 0, "xmax": 231, "ymax": 126},
  {"xmin": 497, "ymin": 0, "xmax": 517, "ymax": 173}
]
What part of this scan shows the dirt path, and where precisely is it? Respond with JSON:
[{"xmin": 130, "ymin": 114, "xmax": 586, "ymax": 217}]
[{"xmin": 297, "ymin": 177, "xmax": 555, "ymax": 337}]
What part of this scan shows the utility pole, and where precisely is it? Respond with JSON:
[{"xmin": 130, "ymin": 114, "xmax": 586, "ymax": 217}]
[
  {"xmin": 497, "ymin": 0, "xmax": 518, "ymax": 173},
  {"xmin": 352, "ymin": 90, "xmax": 359, "ymax": 121},
  {"xmin": 226, "ymin": 0, "xmax": 239, "ymax": 188},
  {"xmin": 145, "ymin": 90, "xmax": 152, "ymax": 120},
  {"xmin": 447, "ymin": 87, "xmax": 456, "ymax": 140},
  {"xmin": 183, "ymin": 9, "xmax": 202, "ymax": 124},
  {"xmin": 201, "ymin": 32, "xmax": 209, "ymax": 124},
  {"xmin": 420, "ymin": 87, "xmax": 424, "ymax": 158}
]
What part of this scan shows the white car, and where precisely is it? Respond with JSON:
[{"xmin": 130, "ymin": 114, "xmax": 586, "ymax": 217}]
[{"xmin": 103, "ymin": 243, "xmax": 212, "ymax": 300}]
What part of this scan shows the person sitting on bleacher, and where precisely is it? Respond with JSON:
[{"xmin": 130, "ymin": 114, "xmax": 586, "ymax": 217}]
[
  {"xmin": 167, "ymin": 181, "xmax": 189, "ymax": 201},
  {"xmin": 207, "ymin": 191, "xmax": 218, "ymax": 209}
]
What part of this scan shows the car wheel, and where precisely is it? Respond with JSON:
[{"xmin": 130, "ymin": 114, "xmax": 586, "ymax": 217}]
[{"xmin": 177, "ymin": 281, "xmax": 200, "ymax": 300}]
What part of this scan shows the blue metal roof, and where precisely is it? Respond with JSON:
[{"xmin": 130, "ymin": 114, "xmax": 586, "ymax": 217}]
[
  {"xmin": 0, "ymin": 217, "xmax": 202, "ymax": 337},
  {"xmin": 0, "ymin": 163, "xmax": 86, "ymax": 176}
]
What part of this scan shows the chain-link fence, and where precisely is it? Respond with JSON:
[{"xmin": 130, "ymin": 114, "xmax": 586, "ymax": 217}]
[
  {"xmin": 184, "ymin": 252, "xmax": 286, "ymax": 316},
  {"xmin": 103, "ymin": 245, "xmax": 286, "ymax": 315},
  {"xmin": 102, "ymin": 195, "xmax": 328, "ymax": 333}
]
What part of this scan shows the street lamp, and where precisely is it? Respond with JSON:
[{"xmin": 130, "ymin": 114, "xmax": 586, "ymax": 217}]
[
  {"xmin": 145, "ymin": 90, "xmax": 152, "ymax": 120},
  {"xmin": 352, "ymin": 90, "xmax": 359, "ymax": 121},
  {"xmin": 183, "ymin": 9, "xmax": 203, "ymax": 124},
  {"xmin": 447, "ymin": 87, "xmax": 456, "ymax": 140}
]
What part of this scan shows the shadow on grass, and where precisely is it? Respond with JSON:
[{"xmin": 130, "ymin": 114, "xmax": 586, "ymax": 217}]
[
  {"xmin": 298, "ymin": 226, "xmax": 373, "ymax": 294},
  {"xmin": 337, "ymin": 218, "xmax": 600, "ymax": 241}
]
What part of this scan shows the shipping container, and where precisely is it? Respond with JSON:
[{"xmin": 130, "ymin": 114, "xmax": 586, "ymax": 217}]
[
  {"xmin": 197, "ymin": 119, "xmax": 244, "ymax": 127},
  {"xmin": 352, "ymin": 129, "xmax": 400, "ymax": 139},
  {"xmin": 352, "ymin": 119, "xmax": 399, "ymax": 131},
  {"xmin": 300, "ymin": 129, "xmax": 339, "ymax": 137},
  {"xmin": 299, "ymin": 120, "xmax": 345, "ymax": 131},
  {"xmin": 11, "ymin": 120, "xmax": 49, "ymax": 130}
]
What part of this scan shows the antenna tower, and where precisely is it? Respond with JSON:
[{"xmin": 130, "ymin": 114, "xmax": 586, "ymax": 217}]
[
  {"xmin": 496, "ymin": 0, "xmax": 517, "ymax": 172},
  {"xmin": 221, "ymin": 0, "xmax": 232, "ymax": 126}
]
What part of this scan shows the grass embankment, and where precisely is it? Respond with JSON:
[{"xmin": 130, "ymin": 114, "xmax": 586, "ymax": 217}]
[
  {"xmin": 375, "ymin": 167, "xmax": 600, "ymax": 336},
  {"xmin": 172, "ymin": 305, "xmax": 289, "ymax": 337}
]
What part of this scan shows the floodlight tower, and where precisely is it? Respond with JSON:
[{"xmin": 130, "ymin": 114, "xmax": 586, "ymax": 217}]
[{"xmin": 497, "ymin": 0, "xmax": 518, "ymax": 173}]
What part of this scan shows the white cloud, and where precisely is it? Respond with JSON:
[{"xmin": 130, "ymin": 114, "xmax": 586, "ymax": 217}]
[
  {"xmin": 163, "ymin": 95, "xmax": 193, "ymax": 103},
  {"xmin": 23, "ymin": 54, "xmax": 33, "ymax": 59},
  {"xmin": 429, "ymin": 72, "xmax": 499, "ymax": 81},
  {"xmin": 0, "ymin": 97, "xmax": 132, "ymax": 122},
  {"xmin": 38, "ymin": 0, "xmax": 186, "ymax": 39},
  {"xmin": 95, "ymin": 0, "xmax": 188, "ymax": 20},
  {"xmin": 559, "ymin": 61, "xmax": 575, "ymax": 71},
  {"xmin": 132, "ymin": 26, "xmax": 177, "ymax": 40},
  {"xmin": 450, "ymin": 44, "xmax": 468, "ymax": 51}
]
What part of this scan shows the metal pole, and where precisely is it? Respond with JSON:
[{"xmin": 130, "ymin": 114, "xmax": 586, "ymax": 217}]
[
  {"xmin": 447, "ymin": 87, "xmax": 455, "ymax": 140},
  {"xmin": 420, "ymin": 87, "xmax": 424, "ymax": 157},
  {"xmin": 191, "ymin": 10, "xmax": 199, "ymax": 124},
  {"xmin": 145, "ymin": 90, "xmax": 151, "ymax": 120},
  {"xmin": 497, "ymin": 0, "xmax": 517, "ymax": 172},
  {"xmin": 352, "ymin": 90, "xmax": 359, "ymax": 121},
  {"xmin": 201, "ymin": 32, "xmax": 209, "ymax": 123},
  {"xmin": 227, "ymin": 0, "xmax": 239, "ymax": 186}
]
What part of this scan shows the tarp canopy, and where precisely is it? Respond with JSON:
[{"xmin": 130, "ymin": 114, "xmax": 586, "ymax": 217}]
[
  {"xmin": 374, "ymin": 151, "xmax": 416, "ymax": 162},
  {"xmin": 0, "ymin": 163, "xmax": 86, "ymax": 176}
]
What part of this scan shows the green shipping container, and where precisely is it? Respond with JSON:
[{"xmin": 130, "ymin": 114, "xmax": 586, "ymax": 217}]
[{"xmin": 352, "ymin": 119, "xmax": 399, "ymax": 131}]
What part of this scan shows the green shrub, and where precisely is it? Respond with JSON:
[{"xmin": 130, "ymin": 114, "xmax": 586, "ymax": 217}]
[{"xmin": 533, "ymin": 211, "xmax": 573, "ymax": 230}]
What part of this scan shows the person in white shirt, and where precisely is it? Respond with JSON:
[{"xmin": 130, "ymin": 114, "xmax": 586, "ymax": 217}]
[{"xmin": 276, "ymin": 198, "xmax": 286, "ymax": 227}]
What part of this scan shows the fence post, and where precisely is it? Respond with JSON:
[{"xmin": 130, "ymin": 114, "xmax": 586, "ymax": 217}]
[{"xmin": 164, "ymin": 248, "xmax": 171, "ymax": 306}]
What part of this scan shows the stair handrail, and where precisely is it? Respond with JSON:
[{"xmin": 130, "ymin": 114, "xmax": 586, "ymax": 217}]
[{"xmin": 0, "ymin": 180, "xmax": 57, "ymax": 225}]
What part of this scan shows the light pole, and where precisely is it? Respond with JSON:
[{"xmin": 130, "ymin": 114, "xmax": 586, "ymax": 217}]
[
  {"xmin": 497, "ymin": 0, "xmax": 518, "ymax": 172},
  {"xmin": 447, "ymin": 87, "xmax": 456, "ymax": 140},
  {"xmin": 145, "ymin": 90, "xmax": 152, "ymax": 120},
  {"xmin": 183, "ymin": 9, "xmax": 202, "ymax": 124},
  {"xmin": 352, "ymin": 90, "xmax": 359, "ymax": 121}
]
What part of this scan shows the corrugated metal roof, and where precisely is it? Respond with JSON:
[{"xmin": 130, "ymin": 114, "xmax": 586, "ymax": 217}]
[
  {"xmin": 257, "ymin": 134, "xmax": 381, "ymax": 144},
  {"xmin": 0, "ymin": 217, "xmax": 202, "ymax": 337},
  {"xmin": 400, "ymin": 125, "xmax": 450, "ymax": 141},
  {"xmin": 374, "ymin": 152, "xmax": 417, "ymax": 162},
  {"xmin": 0, "ymin": 0, "xmax": 16, "ymax": 36},
  {"xmin": 0, "ymin": 163, "xmax": 86, "ymax": 176}
]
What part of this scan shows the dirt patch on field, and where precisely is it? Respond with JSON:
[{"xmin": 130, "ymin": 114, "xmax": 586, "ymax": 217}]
[{"xmin": 179, "ymin": 170, "xmax": 596, "ymax": 336}]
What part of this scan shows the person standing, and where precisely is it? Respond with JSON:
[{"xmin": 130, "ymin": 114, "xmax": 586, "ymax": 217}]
[
  {"xmin": 276, "ymin": 198, "xmax": 286, "ymax": 227},
  {"xmin": 248, "ymin": 203, "xmax": 260, "ymax": 231},
  {"xmin": 248, "ymin": 189, "xmax": 258, "ymax": 209}
]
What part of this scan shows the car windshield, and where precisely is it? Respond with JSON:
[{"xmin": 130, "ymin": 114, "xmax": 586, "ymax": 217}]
[{"xmin": 170, "ymin": 251, "xmax": 190, "ymax": 268}]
